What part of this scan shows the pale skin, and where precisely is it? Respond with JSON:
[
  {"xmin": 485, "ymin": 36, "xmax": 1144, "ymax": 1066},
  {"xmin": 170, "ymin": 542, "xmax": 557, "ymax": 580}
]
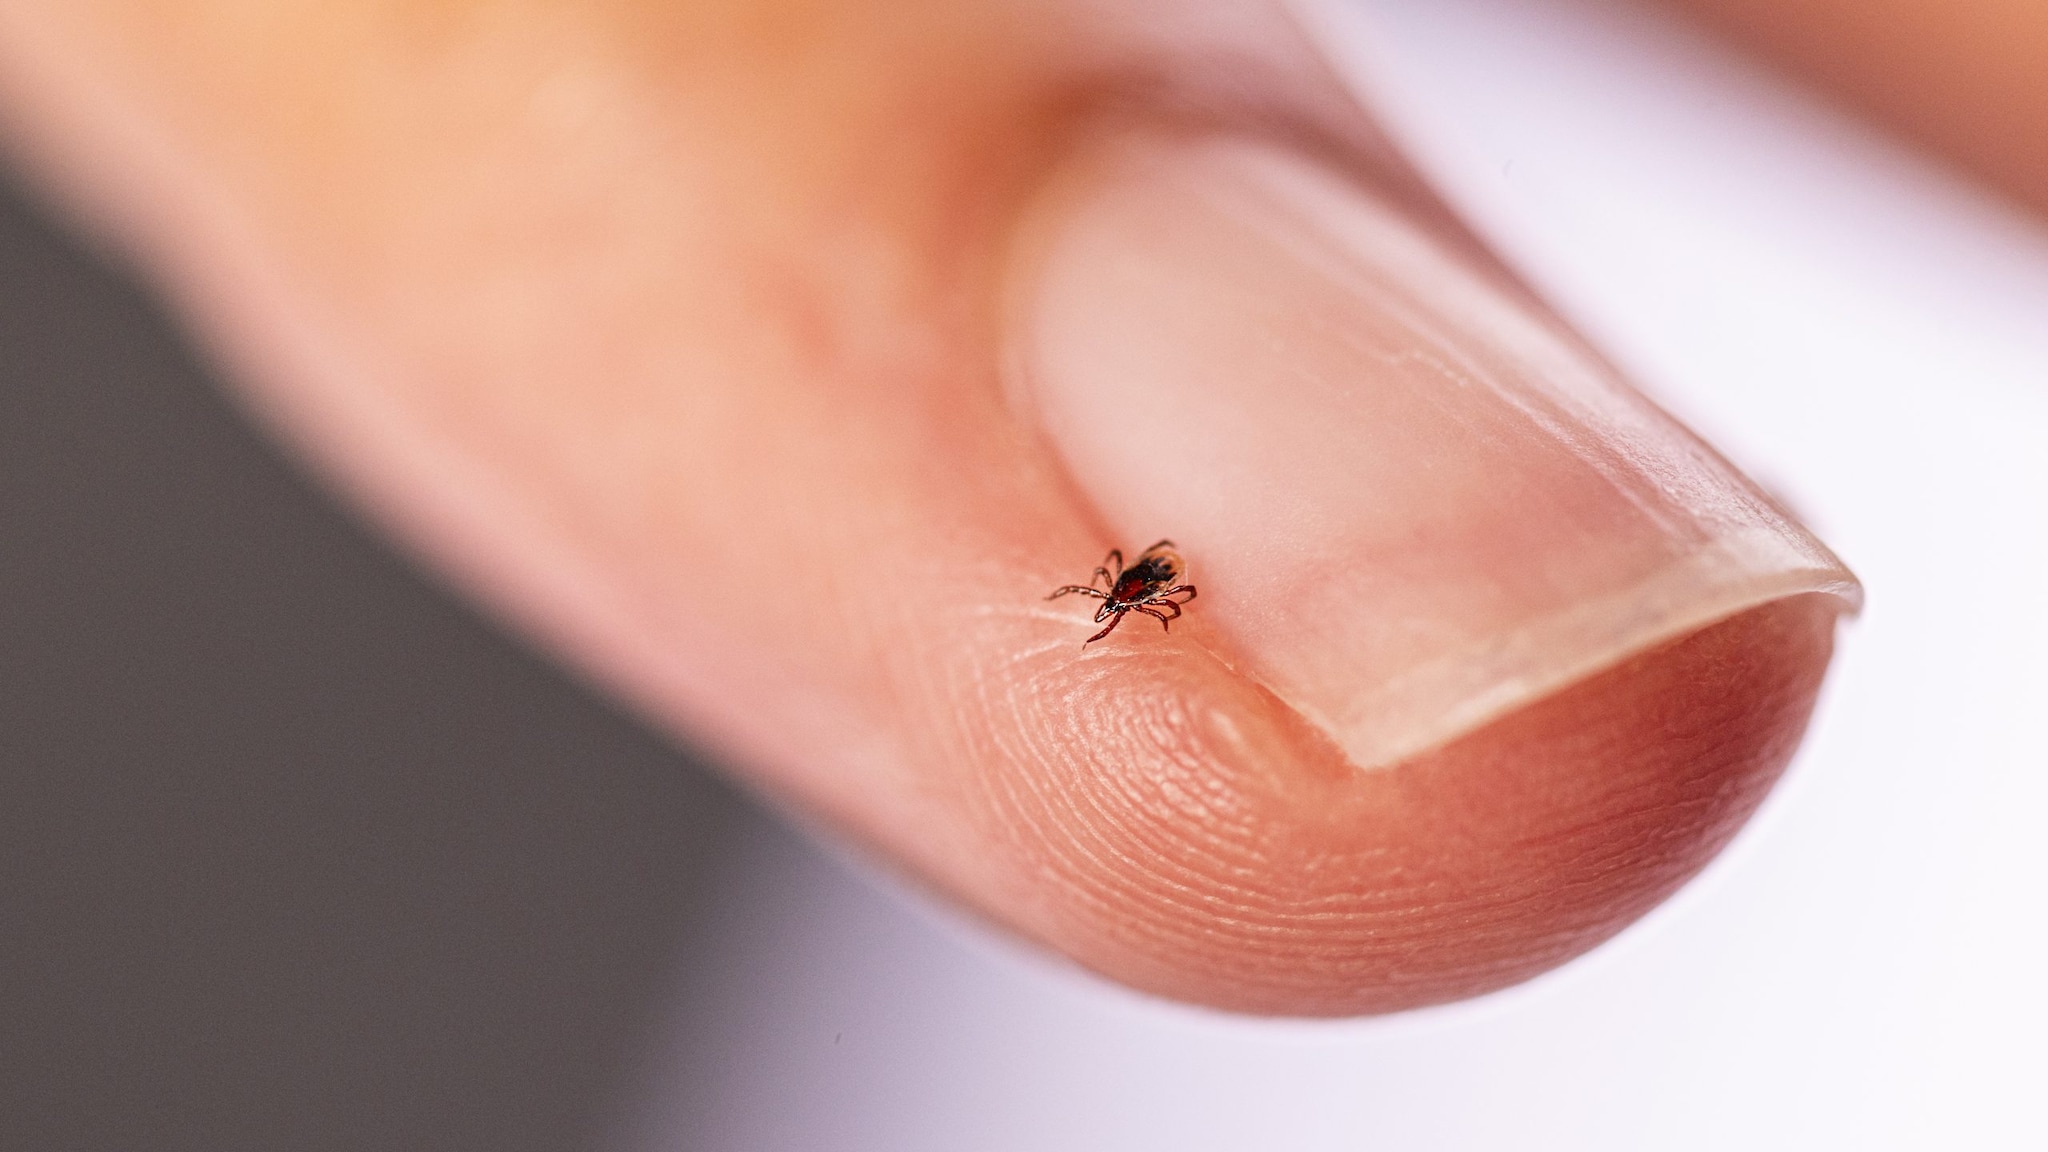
[{"xmin": 0, "ymin": 0, "xmax": 2024, "ymax": 1015}]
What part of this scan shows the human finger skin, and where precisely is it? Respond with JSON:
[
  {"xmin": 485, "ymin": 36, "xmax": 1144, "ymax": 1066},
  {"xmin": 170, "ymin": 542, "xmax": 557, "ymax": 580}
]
[
  {"xmin": 0, "ymin": 0, "xmax": 1857, "ymax": 1014},
  {"xmin": 1663, "ymin": 0, "xmax": 2048, "ymax": 216}
]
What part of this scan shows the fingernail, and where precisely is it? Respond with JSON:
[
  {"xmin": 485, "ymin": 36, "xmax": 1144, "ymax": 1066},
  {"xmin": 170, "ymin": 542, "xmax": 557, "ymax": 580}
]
[{"xmin": 1006, "ymin": 132, "xmax": 1860, "ymax": 769}]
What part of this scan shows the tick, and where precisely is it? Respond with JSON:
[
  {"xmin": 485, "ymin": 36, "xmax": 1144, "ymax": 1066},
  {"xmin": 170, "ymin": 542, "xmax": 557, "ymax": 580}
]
[{"xmin": 1047, "ymin": 539, "xmax": 1199, "ymax": 645}]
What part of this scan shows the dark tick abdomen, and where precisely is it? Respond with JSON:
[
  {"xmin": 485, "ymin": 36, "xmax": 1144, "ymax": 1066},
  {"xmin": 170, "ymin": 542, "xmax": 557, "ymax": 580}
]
[{"xmin": 1118, "ymin": 557, "xmax": 1178, "ymax": 599}]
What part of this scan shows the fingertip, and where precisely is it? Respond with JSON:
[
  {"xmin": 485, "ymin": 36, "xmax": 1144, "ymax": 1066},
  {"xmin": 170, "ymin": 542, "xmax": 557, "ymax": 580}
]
[
  {"xmin": 0, "ymin": 0, "xmax": 1856, "ymax": 1019},
  {"xmin": 953, "ymin": 593, "xmax": 1838, "ymax": 1015}
]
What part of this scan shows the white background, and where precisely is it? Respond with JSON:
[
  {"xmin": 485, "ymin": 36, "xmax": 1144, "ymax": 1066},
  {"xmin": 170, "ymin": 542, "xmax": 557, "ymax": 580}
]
[{"xmin": 610, "ymin": 1, "xmax": 2048, "ymax": 1147}]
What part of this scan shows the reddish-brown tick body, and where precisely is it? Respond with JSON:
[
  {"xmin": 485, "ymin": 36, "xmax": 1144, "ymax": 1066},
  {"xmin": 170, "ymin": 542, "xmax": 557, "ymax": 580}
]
[{"xmin": 1047, "ymin": 540, "xmax": 1199, "ymax": 645}]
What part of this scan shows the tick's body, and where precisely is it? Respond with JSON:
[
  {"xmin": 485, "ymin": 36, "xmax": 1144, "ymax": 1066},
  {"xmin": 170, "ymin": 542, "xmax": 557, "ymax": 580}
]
[{"xmin": 1047, "ymin": 540, "xmax": 1199, "ymax": 645}]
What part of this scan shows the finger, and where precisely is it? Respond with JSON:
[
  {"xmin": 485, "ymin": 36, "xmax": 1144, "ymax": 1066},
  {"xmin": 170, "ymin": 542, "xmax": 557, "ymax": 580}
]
[
  {"xmin": 1666, "ymin": 0, "xmax": 2048, "ymax": 215},
  {"xmin": 0, "ymin": 0, "xmax": 1857, "ymax": 1014}
]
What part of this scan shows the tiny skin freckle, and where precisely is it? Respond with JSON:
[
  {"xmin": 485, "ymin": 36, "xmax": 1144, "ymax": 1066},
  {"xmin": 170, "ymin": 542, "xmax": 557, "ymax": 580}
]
[{"xmin": 1047, "ymin": 539, "xmax": 1199, "ymax": 646}]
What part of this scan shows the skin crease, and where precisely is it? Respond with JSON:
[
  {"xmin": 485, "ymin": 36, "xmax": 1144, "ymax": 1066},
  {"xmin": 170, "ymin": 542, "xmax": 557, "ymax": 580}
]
[{"xmin": 0, "ymin": 0, "xmax": 1845, "ymax": 1014}]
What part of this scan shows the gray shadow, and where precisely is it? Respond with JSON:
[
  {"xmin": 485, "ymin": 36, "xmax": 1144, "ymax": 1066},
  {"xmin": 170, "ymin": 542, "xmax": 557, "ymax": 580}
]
[{"xmin": 0, "ymin": 166, "xmax": 754, "ymax": 1151}]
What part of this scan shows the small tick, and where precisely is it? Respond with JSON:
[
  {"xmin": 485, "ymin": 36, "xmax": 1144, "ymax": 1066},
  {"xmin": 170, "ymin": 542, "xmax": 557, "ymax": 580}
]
[{"xmin": 1047, "ymin": 539, "xmax": 1198, "ymax": 645}]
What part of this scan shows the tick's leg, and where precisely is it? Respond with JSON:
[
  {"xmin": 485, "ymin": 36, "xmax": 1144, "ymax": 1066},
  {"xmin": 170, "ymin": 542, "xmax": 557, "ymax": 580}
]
[
  {"xmin": 1144, "ymin": 539, "xmax": 1175, "ymax": 555},
  {"xmin": 1097, "ymin": 549, "xmax": 1123, "ymax": 587},
  {"xmin": 1137, "ymin": 605, "xmax": 1173, "ymax": 631},
  {"xmin": 1084, "ymin": 609, "xmax": 1126, "ymax": 645},
  {"xmin": 1163, "ymin": 584, "xmax": 1198, "ymax": 603},
  {"xmin": 1048, "ymin": 585, "xmax": 1109, "ymax": 601},
  {"xmin": 1134, "ymin": 597, "xmax": 1182, "ymax": 622}
]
